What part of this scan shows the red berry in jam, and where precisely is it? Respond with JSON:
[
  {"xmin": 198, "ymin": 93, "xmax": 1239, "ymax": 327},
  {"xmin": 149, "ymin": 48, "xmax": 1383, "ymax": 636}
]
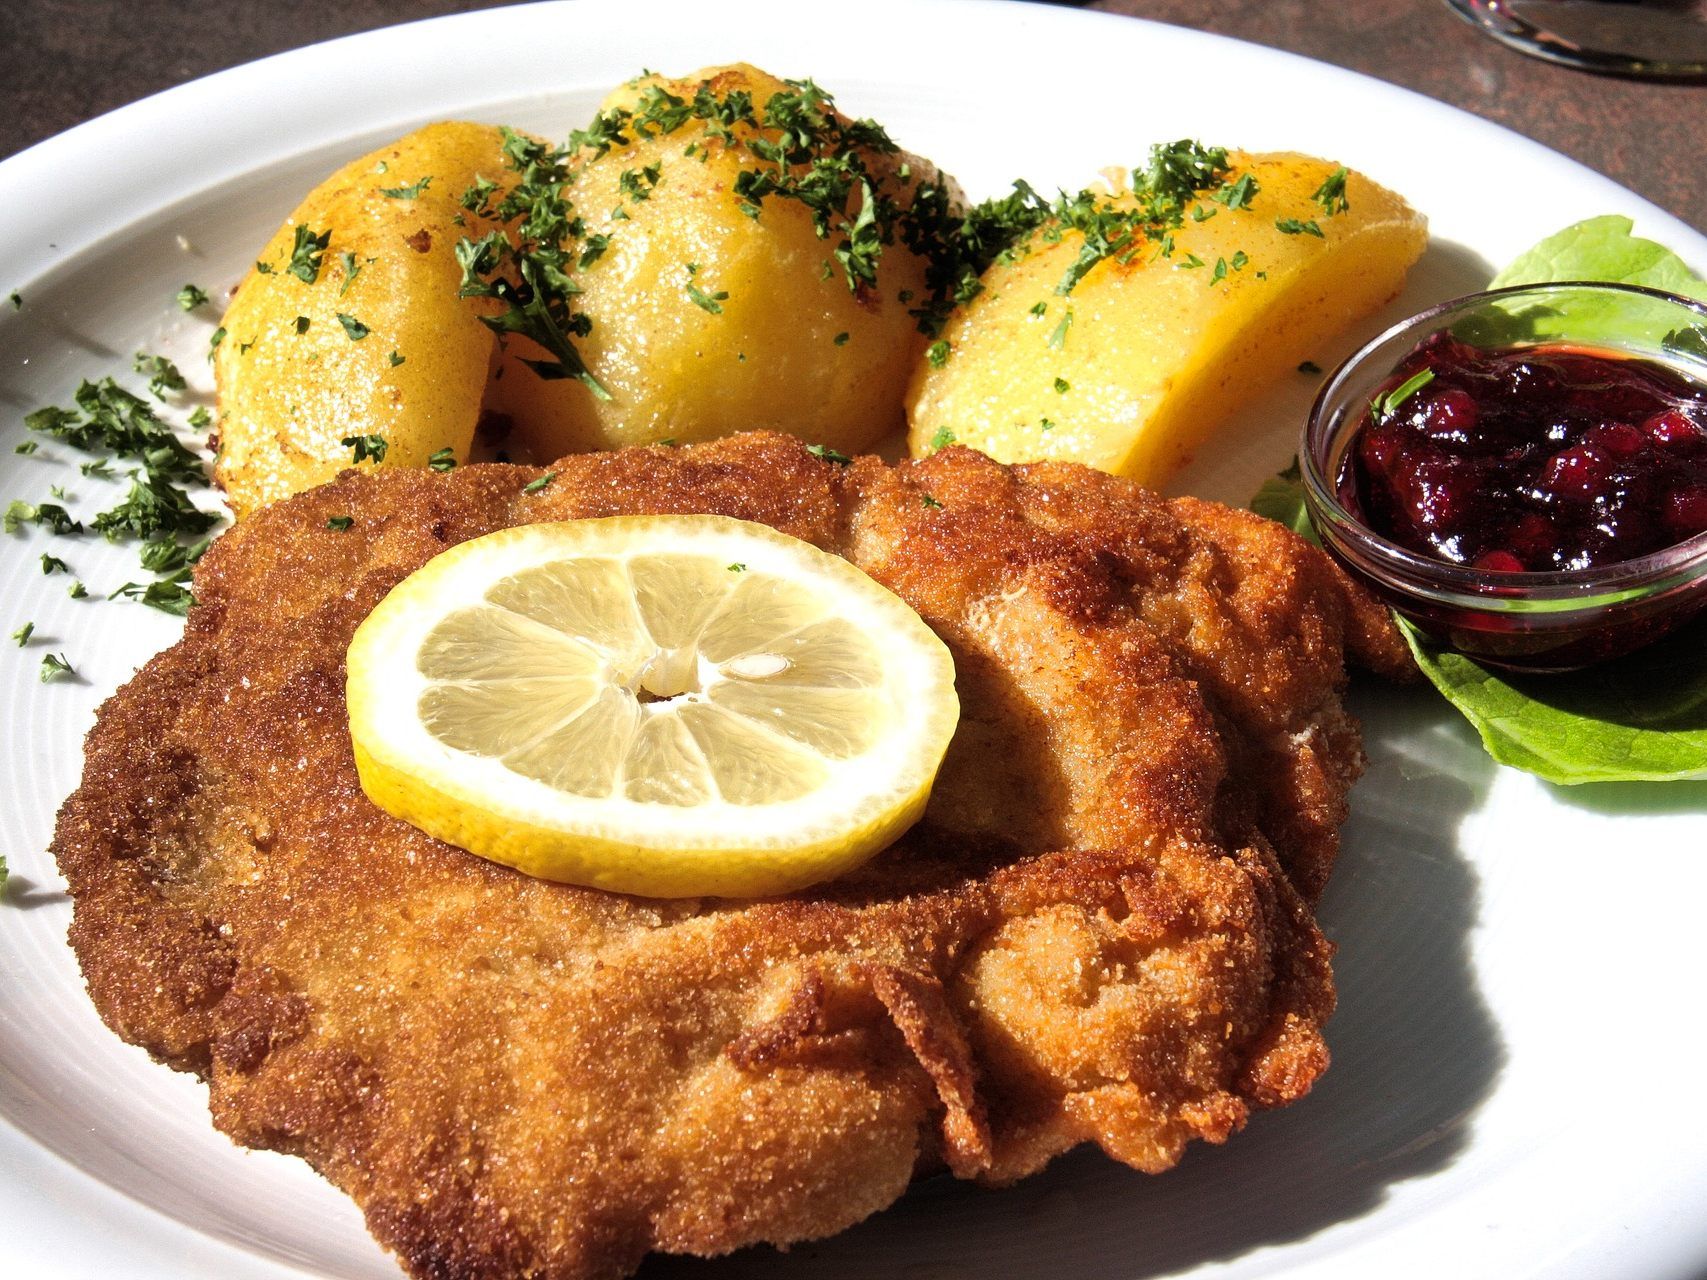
[
  {"xmin": 1419, "ymin": 388, "xmax": 1479, "ymax": 446},
  {"xmin": 1663, "ymin": 485, "xmax": 1707, "ymax": 540},
  {"xmin": 1582, "ymin": 422, "xmax": 1646, "ymax": 459},
  {"xmin": 1537, "ymin": 445, "xmax": 1613, "ymax": 502},
  {"xmin": 1474, "ymin": 550, "xmax": 1525, "ymax": 573},
  {"xmin": 1643, "ymin": 409, "xmax": 1706, "ymax": 452},
  {"xmin": 1358, "ymin": 421, "xmax": 1405, "ymax": 475},
  {"xmin": 1340, "ymin": 341, "xmax": 1707, "ymax": 571}
]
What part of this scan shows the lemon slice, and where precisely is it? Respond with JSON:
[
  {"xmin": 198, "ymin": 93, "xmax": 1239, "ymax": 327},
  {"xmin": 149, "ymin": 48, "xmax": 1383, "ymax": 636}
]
[{"xmin": 346, "ymin": 515, "xmax": 959, "ymax": 898}]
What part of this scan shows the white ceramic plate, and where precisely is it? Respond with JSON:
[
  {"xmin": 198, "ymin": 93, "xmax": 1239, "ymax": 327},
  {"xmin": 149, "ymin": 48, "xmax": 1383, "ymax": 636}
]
[{"xmin": 2, "ymin": 2, "xmax": 1705, "ymax": 1278}]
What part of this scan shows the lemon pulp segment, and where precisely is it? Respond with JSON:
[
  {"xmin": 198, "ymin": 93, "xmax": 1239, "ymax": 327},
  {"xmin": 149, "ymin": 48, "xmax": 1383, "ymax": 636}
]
[{"xmin": 345, "ymin": 515, "xmax": 960, "ymax": 897}]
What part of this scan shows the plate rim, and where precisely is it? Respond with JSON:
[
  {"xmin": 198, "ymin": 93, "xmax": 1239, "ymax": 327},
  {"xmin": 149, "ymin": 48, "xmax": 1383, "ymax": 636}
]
[{"xmin": 3, "ymin": 4, "xmax": 1706, "ymax": 1280}]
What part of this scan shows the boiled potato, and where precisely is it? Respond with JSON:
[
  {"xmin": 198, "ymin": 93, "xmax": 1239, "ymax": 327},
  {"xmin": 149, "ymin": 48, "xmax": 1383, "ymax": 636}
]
[
  {"xmin": 485, "ymin": 64, "xmax": 945, "ymax": 461},
  {"xmin": 905, "ymin": 153, "xmax": 1427, "ymax": 487},
  {"xmin": 214, "ymin": 122, "xmax": 516, "ymax": 516}
]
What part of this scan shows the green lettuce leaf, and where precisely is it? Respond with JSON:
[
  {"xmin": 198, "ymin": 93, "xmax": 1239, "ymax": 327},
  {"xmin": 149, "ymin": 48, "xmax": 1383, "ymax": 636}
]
[
  {"xmin": 1488, "ymin": 214, "xmax": 1707, "ymax": 299},
  {"xmin": 1248, "ymin": 457, "xmax": 1317, "ymax": 544},
  {"xmin": 1398, "ymin": 617, "xmax": 1707, "ymax": 784}
]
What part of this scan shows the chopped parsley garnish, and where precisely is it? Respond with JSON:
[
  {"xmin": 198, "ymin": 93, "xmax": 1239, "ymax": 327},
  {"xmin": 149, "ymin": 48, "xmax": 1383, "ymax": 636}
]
[
  {"xmin": 921, "ymin": 494, "xmax": 943, "ymax": 509},
  {"xmin": 286, "ymin": 225, "xmax": 332, "ymax": 284},
  {"xmin": 378, "ymin": 175, "xmax": 433, "ymax": 199},
  {"xmin": 1053, "ymin": 377, "xmax": 1070, "ymax": 394},
  {"xmin": 1040, "ymin": 416, "xmax": 1055, "ymax": 432},
  {"xmin": 7, "ymin": 290, "xmax": 19, "ymax": 310},
  {"xmin": 929, "ymin": 425, "xmax": 956, "ymax": 451},
  {"xmin": 1314, "ymin": 166, "xmax": 1350, "ymax": 216},
  {"xmin": 618, "ymin": 163, "xmax": 663, "ymax": 202},
  {"xmin": 1047, "ymin": 307, "xmax": 1074, "ymax": 350},
  {"xmin": 806, "ymin": 443, "xmax": 852, "ymax": 466},
  {"xmin": 926, "ymin": 340, "xmax": 951, "ymax": 369},
  {"xmin": 455, "ymin": 127, "xmax": 610, "ymax": 400},
  {"xmin": 19, "ymin": 378, "xmax": 220, "ymax": 608},
  {"xmin": 133, "ymin": 351, "xmax": 186, "ymax": 400},
  {"xmin": 523, "ymin": 471, "xmax": 558, "ymax": 494},
  {"xmin": 188, "ymin": 406, "xmax": 211, "ymax": 429},
  {"xmin": 1212, "ymin": 173, "xmax": 1259, "ymax": 211},
  {"xmin": 460, "ymin": 175, "xmax": 501, "ymax": 215},
  {"xmin": 1298, "ymin": 360, "xmax": 1323, "ymax": 375},
  {"xmin": 138, "ymin": 534, "xmax": 210, "ymax": 575},
  {"xmin": 336, "ymin": 313, "xmax": 371, "ymax": 341},
  {"xmin": 209, "ymin": 326, "xmax": 227, "ymax": 355},
  {"xmin": 833, "ymin": 331, "xmax": 850, "ymax": 346},
  {"xmin": 1372, "ymin": 368, "xmax": 1435, "ymax": 420},
  {"xmin": 92, "ymin": 473, "xmax": 215, "ymax": 542},
  {"xmin": 1028, "ymin": 301, "xmax": 1047, "ymax": 317},
  {"xmin": 39, "ymin": 652, "xmax": 75, "ymax": 682},
  {"xmin": 111, "ymin": 579, "xmax": 195, "ymax": 616},
  {"xmin": 1276, "ymin": 217, "xmax": 1324, "ymax": 238},
  {"xmin": 327, "ymin": 515, "xmax": 354, "ymax": 531},
  {"xmin": 40, "ymin": 553, "xmax": 68, "ymax": 575},
  {"xmin": 727, "ymin": 562, "xmax": 747, "ymax": 573},
  {"xmin": 427, "ymin": 448, "xmax": 457, "ymax": 472},
  {"xmin": 5, "ymin": 500, "xmax": 81, "ymax": 535},
  {"xmin": 341, "ymin": 434, "xmax": 388, "ymax": 464},
  {"xmin": 293, "ymin": 315, "xmax": 311, "ymax": 334},
  {"xmin": 12, "ymin": 621, "xmax": 33, "ymax": 646},
  {"xmin": 338, "ymin": 251, "xmax": 364, "ymax": 295},
  {"xmin": 388, "ymin": 350, "xmax": 405, "ymax": 367},
  {"xmin": 176, "ymin": 283, "xmax": 209, "ymax": 311},
  {"xmin": 578, "ymin": 234, "xmax": 611, "ymax": 269},
  {"xmin": 684, "ymin": 263, "xmax": 728, "ymax": 314},
  {"xmin": 14, "ymin": 441, "xmax": 37, "ymax": 455}
]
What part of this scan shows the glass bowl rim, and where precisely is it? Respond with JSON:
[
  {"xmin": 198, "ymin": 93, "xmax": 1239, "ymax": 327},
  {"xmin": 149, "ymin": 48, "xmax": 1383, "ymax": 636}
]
[{"xmin": 1300, "ymin": 280, "xmax": 1707, "ymax": 602}]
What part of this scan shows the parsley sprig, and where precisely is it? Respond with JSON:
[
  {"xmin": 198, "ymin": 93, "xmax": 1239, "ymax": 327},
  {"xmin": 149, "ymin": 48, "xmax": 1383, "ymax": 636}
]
[{"xmin": 455, "ymin": 129, "xmax": 611, "ymax": 400}]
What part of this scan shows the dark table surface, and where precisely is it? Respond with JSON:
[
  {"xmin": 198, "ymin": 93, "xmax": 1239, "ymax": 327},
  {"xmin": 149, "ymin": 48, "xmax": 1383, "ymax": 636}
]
[{"xmin": 1, "ymin": 0, "xmax": 1702, "ymax": 231}]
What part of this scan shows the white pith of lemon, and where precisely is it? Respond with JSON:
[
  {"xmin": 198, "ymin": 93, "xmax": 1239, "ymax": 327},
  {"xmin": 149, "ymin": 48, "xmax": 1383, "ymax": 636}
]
[{"xmin": 345, "ymin": 515, "xmax": 960, "ymax": 898}]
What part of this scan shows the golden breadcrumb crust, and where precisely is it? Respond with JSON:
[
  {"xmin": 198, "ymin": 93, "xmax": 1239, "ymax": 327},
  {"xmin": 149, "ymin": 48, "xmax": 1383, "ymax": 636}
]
[{"xmin": 55, "ymin": 432, "xmax": 1409, "ymax": 1280}]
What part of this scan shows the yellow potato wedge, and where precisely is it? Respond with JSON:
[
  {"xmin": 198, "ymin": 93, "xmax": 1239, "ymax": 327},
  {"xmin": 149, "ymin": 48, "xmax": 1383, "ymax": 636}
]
[
  {"xmin": 484, "ymin": 64, "xmax": 943, "ymax": 461},
  {"xmin": 214, "ymin": 122, "xmax": 516, "ymax": 517},
  {"xmin": 905, "ymin": 153, "xmax": 1427, "ymax": 487}
]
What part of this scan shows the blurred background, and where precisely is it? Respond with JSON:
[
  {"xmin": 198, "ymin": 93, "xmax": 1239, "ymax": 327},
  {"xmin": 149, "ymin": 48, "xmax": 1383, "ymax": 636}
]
[{"xmin": 0, "ymin": 0, "xmax": 1700, "ymax": 228}]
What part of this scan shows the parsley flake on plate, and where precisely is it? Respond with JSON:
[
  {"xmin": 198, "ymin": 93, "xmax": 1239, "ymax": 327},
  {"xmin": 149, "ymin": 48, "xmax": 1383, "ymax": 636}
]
[{"xmin": 39, "ymin": 652, "xmax": 75, "ymax": 682}]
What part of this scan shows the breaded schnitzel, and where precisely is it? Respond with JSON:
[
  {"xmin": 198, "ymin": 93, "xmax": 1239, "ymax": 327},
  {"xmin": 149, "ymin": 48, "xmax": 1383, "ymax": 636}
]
[{"xmin": 54, "ymin": 432, "xmax": 1409, "ymax": 1280}]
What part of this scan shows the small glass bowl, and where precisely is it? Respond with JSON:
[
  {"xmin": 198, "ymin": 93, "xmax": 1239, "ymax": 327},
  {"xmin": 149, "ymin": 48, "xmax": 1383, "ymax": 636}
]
[{"xmin": 1301, "ymin": 282, "xmax": 1707, "ymax": 673}]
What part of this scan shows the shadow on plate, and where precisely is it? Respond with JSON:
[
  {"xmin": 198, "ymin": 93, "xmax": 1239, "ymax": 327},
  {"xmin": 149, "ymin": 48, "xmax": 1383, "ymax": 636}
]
[
  {"xmin": 0, "ymin": 875, "xmax": 69, "ymax": 911},
  {"xmin": 641, "ymin": 680, "xmax": 1504, "ymax": 1279}
]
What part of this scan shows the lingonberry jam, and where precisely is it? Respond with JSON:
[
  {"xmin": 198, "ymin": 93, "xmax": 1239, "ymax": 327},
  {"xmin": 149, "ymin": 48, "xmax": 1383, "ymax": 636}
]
[{"xmin": 1337, "ymin": 333, "xmax": 1707, "ymax": 573}]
